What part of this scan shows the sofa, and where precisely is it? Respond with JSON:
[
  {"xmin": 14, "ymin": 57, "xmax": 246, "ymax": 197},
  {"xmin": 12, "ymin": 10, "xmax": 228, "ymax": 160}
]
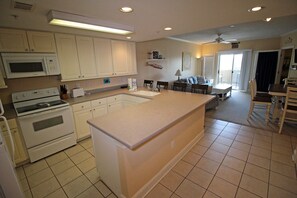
[{"xmin": 178, "ymin": 76, "xmax": 219, "ymax": 110}]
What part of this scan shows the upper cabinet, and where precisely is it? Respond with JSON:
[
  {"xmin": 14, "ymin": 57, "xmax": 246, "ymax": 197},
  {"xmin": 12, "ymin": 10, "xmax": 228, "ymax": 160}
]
[
  {"xmin": 0, "ymin": 28, "xmax": 56, "ymax": 53},
  {"xmin": 111, "ymin": 40, "xmax": 129, "ymax": 76},
  {"xmin": 94, "ymin": 38, "xmax": 113, "ymax": 77}
]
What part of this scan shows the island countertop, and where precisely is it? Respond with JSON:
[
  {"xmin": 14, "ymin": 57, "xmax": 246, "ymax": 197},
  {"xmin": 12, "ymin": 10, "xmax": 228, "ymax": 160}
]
[{"xmin": 87, "ymin": 89, "xmax": 213, "ymax": 150}]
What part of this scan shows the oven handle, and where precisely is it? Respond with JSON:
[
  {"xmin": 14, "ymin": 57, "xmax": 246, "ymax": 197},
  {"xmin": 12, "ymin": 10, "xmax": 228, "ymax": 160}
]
[{"xmin": 18, "ymin": 106, "xmax": 70, "ymax": 119}]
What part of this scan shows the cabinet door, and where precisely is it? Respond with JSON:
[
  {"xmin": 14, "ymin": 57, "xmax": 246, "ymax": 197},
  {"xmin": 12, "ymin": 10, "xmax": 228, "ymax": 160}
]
[
  {"xmin": 127, "ymin": 42, "xmax": 137, "ymax": 75},
  {"xmin": 0, "ymin": 28, "xmax": 29, "ymax": 52},
  {"xmin": 0, "ymin": 68, "xmax": 7, "ymax": 89},
  {"xmin": 73, "ymin": 109, "xmax": 93, "ymax": 140},
  {"xmin": 94, "ymin": 38, "xmax": 113, "ymax": 77},
  {"xmin": 111, "ymin": 40, "xmax": 128, "ymax": 76},
  {"xmin": 55, "ymin": 33, "xmax": 81, "ymax": 81},
  {"xmin": 107, "ymin": 102, "xmax": 123, "ymax": 113},
  {"xmin": 27, "ymin": 31, "xmax": 56, "ymax": 52},
  {"xmin": 92, "ymin": 105, "xmax": 108, "ymax": 118},
  {"xmin": 76, "ymin": 36, "xmax": 98, "ymax": 78}
]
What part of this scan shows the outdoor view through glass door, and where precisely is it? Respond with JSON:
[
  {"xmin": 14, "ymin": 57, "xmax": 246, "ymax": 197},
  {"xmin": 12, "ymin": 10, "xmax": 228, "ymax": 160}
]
[{"xmin": 218, "ymin": 53, "xmax": 243, "ymax": 89}]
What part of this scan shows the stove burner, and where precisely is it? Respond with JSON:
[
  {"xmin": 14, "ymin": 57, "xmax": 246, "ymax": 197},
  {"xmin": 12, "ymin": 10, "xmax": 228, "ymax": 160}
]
[
  {"xmin": 16, "ymin": 100, "xmax": 68, "ymax": 114},
  {"xmin": 36, "ymin": 102, "xmax": 50, "ymax": 108}
]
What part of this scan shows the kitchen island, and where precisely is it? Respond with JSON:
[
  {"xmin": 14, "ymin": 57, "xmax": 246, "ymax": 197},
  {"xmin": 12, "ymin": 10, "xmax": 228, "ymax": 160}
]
[{"xmin": 87, "ymin": 90, "xmax": 213, "ymax": 198}]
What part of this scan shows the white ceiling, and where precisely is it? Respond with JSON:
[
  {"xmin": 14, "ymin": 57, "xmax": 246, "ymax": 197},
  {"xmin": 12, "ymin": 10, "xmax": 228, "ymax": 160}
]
[{"xmin": 0, "ymin": 0, "xmax": 297, "ymax": 44}]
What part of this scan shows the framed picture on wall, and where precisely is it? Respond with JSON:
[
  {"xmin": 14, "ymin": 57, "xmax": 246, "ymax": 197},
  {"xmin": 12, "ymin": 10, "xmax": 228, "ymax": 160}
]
[{"xmin": 182, "ymin": 52, "xmax": 191, "ymax": 71}]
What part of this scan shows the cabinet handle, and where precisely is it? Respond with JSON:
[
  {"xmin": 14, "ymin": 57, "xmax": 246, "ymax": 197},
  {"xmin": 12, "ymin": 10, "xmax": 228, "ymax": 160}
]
[
  {"xmin": 90, "ymin": 110, "xmax": 92, "ymax": 112},
  {"xmin": 93, "ymin": 109, "xmax": 95, "ymax": 111},
  {"xmin": 31, "ymin": 49, "xmax": 34, "ymax": 51},
  {"xmin": 99, "ymin": 102, "xmax": 101, "ymax": 104},
  {"xmin": 82, "ymin": 75, "xmax": 85, "ymax": 78},
  {"xmin": 25, "ymin": 49, "xmax": 29, "ymax": 51},
  {"xmin": 81, "ymin": 106, "xmax": 84, "ymax": 108}
]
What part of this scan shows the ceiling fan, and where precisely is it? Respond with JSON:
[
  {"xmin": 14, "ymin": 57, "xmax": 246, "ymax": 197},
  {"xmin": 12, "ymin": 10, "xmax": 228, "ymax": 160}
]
[{"xmin": 207, "ymin": 33, "xmax": 232, "ymax": 44}]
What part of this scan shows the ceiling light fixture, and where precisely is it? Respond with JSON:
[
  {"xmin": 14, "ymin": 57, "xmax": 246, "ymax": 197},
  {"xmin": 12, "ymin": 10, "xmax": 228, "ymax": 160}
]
[
  {"xmin": 120, "ymin": 7, "xmax": 133, "ymax": 13},
  {"xmin": 248, "ymin": 6, "xmax": 263, "ymax": 12},
  {"xmin": 47, "ymin": 10, "xmax": 134, "ymax": 35},
  {"xmin": 264, "ymin": 17, "xmax": 272, "ymax": 22},
  {"xmin": 164, "ymin": 27, "xmax": 172, "ymax": 31},
  {"xmin": 126, "ymin": 36, "xmax": 131, "ymax": 39}
]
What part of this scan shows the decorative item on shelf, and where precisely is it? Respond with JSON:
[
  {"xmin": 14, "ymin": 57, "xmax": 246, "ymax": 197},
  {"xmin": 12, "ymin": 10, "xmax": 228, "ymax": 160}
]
[
  {"xmin": 148, "ymin": 50, "xmax": 164, "ymax": 60},
  {"xmin": 182, "ymin": 52, "xmax": 191, "ymax": 71},
  {"xmin": 147, "ymin": 62, "xmax": 163, "ymax": 69},
  {"xmin": 60, "ymin": 84, "xmax": 68, "ymax": 99},
  {"xmin": 175, "ymin": 69, "xmax": 182, "ymax": 80}
]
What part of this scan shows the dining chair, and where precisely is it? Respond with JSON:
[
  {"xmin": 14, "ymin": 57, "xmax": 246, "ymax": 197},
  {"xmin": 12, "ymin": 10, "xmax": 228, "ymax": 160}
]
[
  {"xmin": 278, "ymin": 87, "xmax": 297, "ymax": 134},
  {"xmin": 252, "ymin": 79, "xmax": 271, "ymax": 98},
  {"xmin": 248, "ymin": 80, "xmax": 272, "ymax": 123},
  {"xmin": 143, "ymin": 80, "xmax": 154, "ymax": 88},
  {"xmin": 173, "ymin": 82, "xmax": 187, "ymax": 92},
  {"xmin": 284, "ymin": 78, "xmax": 297, "ymax": 86},
  {"xmin": 191, "ymin": 84, "xmax": 208, "ymax": 94},
  {"xmin": 156, "ymin": 81, "xmax": 169, "ymax": 90}
]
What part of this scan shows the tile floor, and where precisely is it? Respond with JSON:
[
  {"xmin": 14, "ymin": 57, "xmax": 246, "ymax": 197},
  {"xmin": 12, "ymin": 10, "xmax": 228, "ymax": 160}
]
[{"xmin": 16, "ymin": 118, "xmax": 297, "ymax": 198}]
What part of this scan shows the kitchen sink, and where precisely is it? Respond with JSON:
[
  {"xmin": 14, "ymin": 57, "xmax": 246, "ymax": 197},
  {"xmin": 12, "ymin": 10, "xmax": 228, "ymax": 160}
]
[{"xmin": 132, "ymin": 90, "xmax": 160, "ymax": 97}]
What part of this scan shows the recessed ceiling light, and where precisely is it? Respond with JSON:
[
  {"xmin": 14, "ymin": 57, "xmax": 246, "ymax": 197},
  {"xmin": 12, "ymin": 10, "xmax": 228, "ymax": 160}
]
[
  {"xmin": 126, "ymin": 36, "xmax": 131, "ymax": 39},
  {"xmin": 248, "ymin": 6, "xmax": 263, "ymax": 12},
  {"xmin": 164, "ymin": 27, "xmax": 172, "ymax": 31},
  {"xmin": 264, "ymin": 17, "xmax": 272, "ymax": 22},
  {"xmin": 230, "ymin": 25, "xmax": 235, "ymax": 28},
  {"xmin": 120, "ymin": 7, "xmax": 133, "ymax": 13}
]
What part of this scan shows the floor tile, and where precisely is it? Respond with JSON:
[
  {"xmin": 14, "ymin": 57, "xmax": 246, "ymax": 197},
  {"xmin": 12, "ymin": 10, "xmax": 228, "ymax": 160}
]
[
  {"xmin": 220, "ymin": 131, "xmax": 237, "ymax": 140},
  {"xmin": 87, "ymin": 147, "xmax": 95, "ymax": 156},
  {"xmin": 253, "ymin": 134, "xmax": 272, "ymax": 144},
  {"xmin": 198, "ymin": 138, "xmax": 214, "ymax": 148},
  {"xmin": 237, "ymin": 130, "xmax": 254, "ymax": 139},
  {"xmin": 160, "ymin": 170, "xmax": 184, "ymax": 192},
  {"xmin": 204, "ymin": 133, "xmax": 218, "ymax": 141},
  {"xmin": 196, "ymin": 157, "xmax": 220, "ymax": 174},
  {"xmin": 187, "ymin": 167, "xmax": 214, "ymax": 188},
  {"xmin": 255, "ymin": 129, "xmax": 272, "ymax": 137},
  {"xmin": 272, "ymin": 144, "xmax": 293, "ymax": 156},
  {"xmin": 191, "ymin": 144, "xmax": 208, "ymax": 155},
  {"xmin": 85, "ymin": 168, "xmax": 100, "ymax": 184},
  {"xmin": 56, "ymin": 166, "xmax": 83, "ymax": 186},
  {"xmin": 203, "ymin": 149, "xmax": 225, "ymax": 163},
  {"xmin": 79, "ymin": 138, "xmax": 94, "ymax": 149},
  {"xmin": 239, "ymin": 174, "xmax": 268, "ymax": 198},
  {"xmin": 205, "ymin": 127, "xmax": 222, "ymax": 135},
  {"xmin": 70, "ymin": 150, "xmax": 92, "ymax": 165},
  {"xmin": 268, "ymin": 185, "xmax": 297, "ymax": 198},
  {"xmin": 107, "ymin": 194, "xmax": 117, "ymax": 198},
  {"xmin": 145, "ymin": 184, "xmax": 172, "ymax": 198},
  {"xmin": 226, "ymin": 123, "xmax": 241, "ymax": 129},
  {"xmin": 227, "ymin": 148, "xmax": 249, "ymax": 161},
  {"xmin": 45, "ymin": 188, "xmax": 67, "ymax": 198},
  {"xmin": 216, "ymin": 165, "xmax": 242, "ymax": 186},
  {"xmin": 271, "ymin": 152, "xmax": 294, "ymax": 167},
  {"xmin": 27, "ymin": 168, "xmax": 54, "ymax": 188},
  {"xmin": 208, "ymin": 177, "xmax": 237, "ymax": 198},
  {"xmin": 77, "ymin": 156, "xmax": 96, "ymax": 173},
  {"xmin": 64, "ymin": 144, "xmax": 85, "ymax": 157},
  {"xmin": 239, "ymin": 126, "xmax": 255, "ymax": 133},
  {"xmin": 209, "ymin": 124, "xmax": 225, "ymax": 130},
  {"xmin": 16, "ymin": 166, "xmax": 26, "ymax": 180},
  {"xmin": 94, "ymin": 181, "xmax": 112, "ymax": 197},
  {"xmin": 182, "ymin": 151, "xmax": 201, "ymax": 165},
  {"xmin": 223, "ymin": 126, "xmax": 240, "ymax": 133},
  {"xmin": 235, "ymin": 134, "xmax": 253, "ymax": 145},
  {"xmin": 269, "ymin": 172, "xmax": 297, "ymax": 194},
  {"xmin": 20, "ymin": 178, "xmax": 30, "ymax": 191},
  {"xmin": 175, "ymin": 179, "xmax": 205, "ymax": 198},
  {"xmin": 23, "ymin": 190, "xmax": 33, "ymax": 198},
  {"xmin": 76, "ymin": 186, "xmax": 103, "ymax": 198},
  {"xmin": 210, "ymin": 142, "xmax": 230, "ymax": 154},
  {"xmin": 23, "ymin": 160, "xmax": 48, "ymax": 177},
  {"xmin": 203, "ymin": 191, "xmax": 220, "ymax": 198},
  {"xmin": 270, "ymin": 161, "xmax": 296, "ymax": 179},
  {"xmin": 231, "ymin": 141, "xmax": 251, "ymax": 152},
  {"xmin": 50, "ymin": 158, "xmax": 75, "ymax": 175},
  {"xmin": 244, "ymin": 163, "xmax": 269, "ymax": 182},
  {"xmin": 247, "ymin": 154, "xmax": 270, "ymax": 169},
  {"xmin": 252, "ymin": 139, "xmax": 271, "ymax": 151},
  {"xmin": 222, "ymin": 156, "xmax": 245, "ymax": 172},
  {"xmin": 236, "ymin": 188, "xmax": 260, "ymax": 198},
  {"xmin": 63, "ymin": 175, "xmax": 92, "ymax": 198},
  {"xmin": 215, "ymin": 120, "xmax": 229, "ymax": 126},
  {"xmin": 31, "ymin": 177, "xmax": 60, "ymax": 198},
  {"xmin": 45, "ymin": 152, "xmax": 68, "ymax": 166},
  {"xmin": 172, "ymin": 161, "xmax": 193, "ymax": 177},
  {"xmin": 249, "ymin": 146, "xmax": 271, "ymax": 159},
  {"xmin": 215, "ymin": 136, "xmax": 233, "ymax": 146}
]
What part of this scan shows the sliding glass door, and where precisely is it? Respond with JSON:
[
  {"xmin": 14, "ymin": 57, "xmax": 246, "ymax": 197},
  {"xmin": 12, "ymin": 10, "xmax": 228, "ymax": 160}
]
[{"xmin": 218, "ymin": 53, "xmax": 243, "ymax": 89}]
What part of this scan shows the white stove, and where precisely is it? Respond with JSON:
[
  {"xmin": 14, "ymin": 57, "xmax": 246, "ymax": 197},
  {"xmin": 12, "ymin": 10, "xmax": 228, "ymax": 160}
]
[{"xmin": 12, "ymin": 87, "xmax": 76, "ymax": 162}]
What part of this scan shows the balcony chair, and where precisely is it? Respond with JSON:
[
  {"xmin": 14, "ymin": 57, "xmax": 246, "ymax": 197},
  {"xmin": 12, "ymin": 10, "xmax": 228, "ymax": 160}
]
[
  {"xmin": 248, "ymin": 80, "xmax": 272, "ymax": 123},
  {"xmin": 284, "ymin": 78, "xmax": 297, "ymax": 86},
  {"xmin": 191, "ymin": 84, "xmax": 208, "ymax": 94},
  {"xmin": 278, "ymin": 87, "xmax": 297, "ymax": 134},
  {"xmin": 173, "ymin": 82, "xmax": 187, "ymax": 92},
  {"xmin": 143, "ymin": 80, "xmax": 154, "ymax": 88},
  {"xmin": 156, "ymin": 81, "xmax": 169, "ymax": 90}
]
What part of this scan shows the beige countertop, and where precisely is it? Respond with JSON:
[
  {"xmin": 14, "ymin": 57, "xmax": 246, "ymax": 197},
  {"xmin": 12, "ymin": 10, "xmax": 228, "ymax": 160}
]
[{"xmin": 87, "ymin": 89, "xmax": 214, "ymax": 150}]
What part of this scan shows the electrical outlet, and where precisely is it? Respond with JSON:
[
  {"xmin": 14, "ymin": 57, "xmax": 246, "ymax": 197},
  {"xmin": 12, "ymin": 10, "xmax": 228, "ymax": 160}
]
[{"xmin": 103, "ymin": 78, "xmax": 110, "ymax": 84}]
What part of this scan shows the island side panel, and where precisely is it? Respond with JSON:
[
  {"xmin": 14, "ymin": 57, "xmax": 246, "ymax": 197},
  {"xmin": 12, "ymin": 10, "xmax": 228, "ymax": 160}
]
[
  {"xmin": 117, "ymin": 105, "xmax": 205, "ymax": 197},
  {"xmin": 90, "ymin": 105, "xmax": 205, "ymax": 198}
]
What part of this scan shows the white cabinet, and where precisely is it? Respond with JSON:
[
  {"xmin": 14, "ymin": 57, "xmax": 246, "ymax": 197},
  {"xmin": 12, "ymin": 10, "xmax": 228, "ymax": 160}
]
[
  {"xmin": 107, "ymin": 95, "xmax": 123, "ymax": 113},
  {"xmin": 0, "ymin": 28, "xmax": 56, "ymax": 52},
  {"xmin": 0, "ymin": 68, "xmax": 7, "ymax": 89},
  {"xmin": 55, "ymin": 33, "xmax": 81, "ymax": 81},
  {"xmin": 111, "ymin": 40, "xmax": 129, "ymax": 76},
  {"xmin": 91, "ymin": 98, "xmax": 108, "ymax": 118},
  {"xmin": 76, "ymin": 36, "xmax": 98, "ymax": 78},
  {"xmin": 0, "ymin": 119, "xmax": 28, "ymax": 165},
  {"xmin": 127, "ymin": 42, "xmax": 137, "ymax": 75},
  {"xmin": 94, "ymin": 38, "xmax": 114, "ymax": 77}
]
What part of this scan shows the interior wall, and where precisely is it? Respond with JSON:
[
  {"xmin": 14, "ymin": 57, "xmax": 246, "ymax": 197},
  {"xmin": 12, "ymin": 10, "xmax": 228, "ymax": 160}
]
[{"xmin": 136, "ymin": 38, "xmax": 202, "ymax": 87}]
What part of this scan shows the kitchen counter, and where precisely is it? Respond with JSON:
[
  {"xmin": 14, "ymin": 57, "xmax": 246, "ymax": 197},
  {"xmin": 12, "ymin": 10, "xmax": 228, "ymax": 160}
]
[{"xmin": 87, "ymin": 89, "xmax": 213, "ymax": 149}]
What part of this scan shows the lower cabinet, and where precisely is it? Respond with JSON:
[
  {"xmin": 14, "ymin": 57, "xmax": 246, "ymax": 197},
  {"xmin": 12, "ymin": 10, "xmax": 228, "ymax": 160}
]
[
  {"xmin": 0, "ymin": 119, "xmax": 28, "ymax": 166},
  {"xmin": 72, "ymin": 94, "xmax": 150, "ymax": 141}
]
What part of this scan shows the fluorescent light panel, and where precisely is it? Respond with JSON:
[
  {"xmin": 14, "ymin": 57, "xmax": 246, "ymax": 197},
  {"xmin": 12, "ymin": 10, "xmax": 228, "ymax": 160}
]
[{"xmin": 48, "ymin": 10, "xmax": 133, "ymax": 35}]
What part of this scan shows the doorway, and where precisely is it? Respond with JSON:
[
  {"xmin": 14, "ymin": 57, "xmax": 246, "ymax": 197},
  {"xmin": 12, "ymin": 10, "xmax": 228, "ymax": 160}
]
[
  {"xmin": 255, "ymin": 51, "xmax": 279, "ymax": 91},
  {"xmin": 277, "ymin": 48, "xmax": 293, "ymax": 84},
  {"xmin": 218, "ymin": 53, "xmax": 243, "ymax": 89}
]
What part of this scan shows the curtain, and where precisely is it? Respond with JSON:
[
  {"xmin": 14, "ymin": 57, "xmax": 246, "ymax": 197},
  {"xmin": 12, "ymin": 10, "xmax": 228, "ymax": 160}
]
[{"xmin": 239, "ymin": 50, "xmax": 252, "ymax": 91}]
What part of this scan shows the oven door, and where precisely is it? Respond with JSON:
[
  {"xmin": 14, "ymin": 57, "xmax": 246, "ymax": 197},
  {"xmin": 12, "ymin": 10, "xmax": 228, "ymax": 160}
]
[{"xmin": 18, "ymin": 106, "xmax": 75, "ymax": 148}]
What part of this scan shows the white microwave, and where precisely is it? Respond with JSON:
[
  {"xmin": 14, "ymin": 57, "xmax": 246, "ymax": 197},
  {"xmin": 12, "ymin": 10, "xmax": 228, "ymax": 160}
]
[{"xmin": 1, "ymin": 53, "xmax": 60, "ymax": 79}]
